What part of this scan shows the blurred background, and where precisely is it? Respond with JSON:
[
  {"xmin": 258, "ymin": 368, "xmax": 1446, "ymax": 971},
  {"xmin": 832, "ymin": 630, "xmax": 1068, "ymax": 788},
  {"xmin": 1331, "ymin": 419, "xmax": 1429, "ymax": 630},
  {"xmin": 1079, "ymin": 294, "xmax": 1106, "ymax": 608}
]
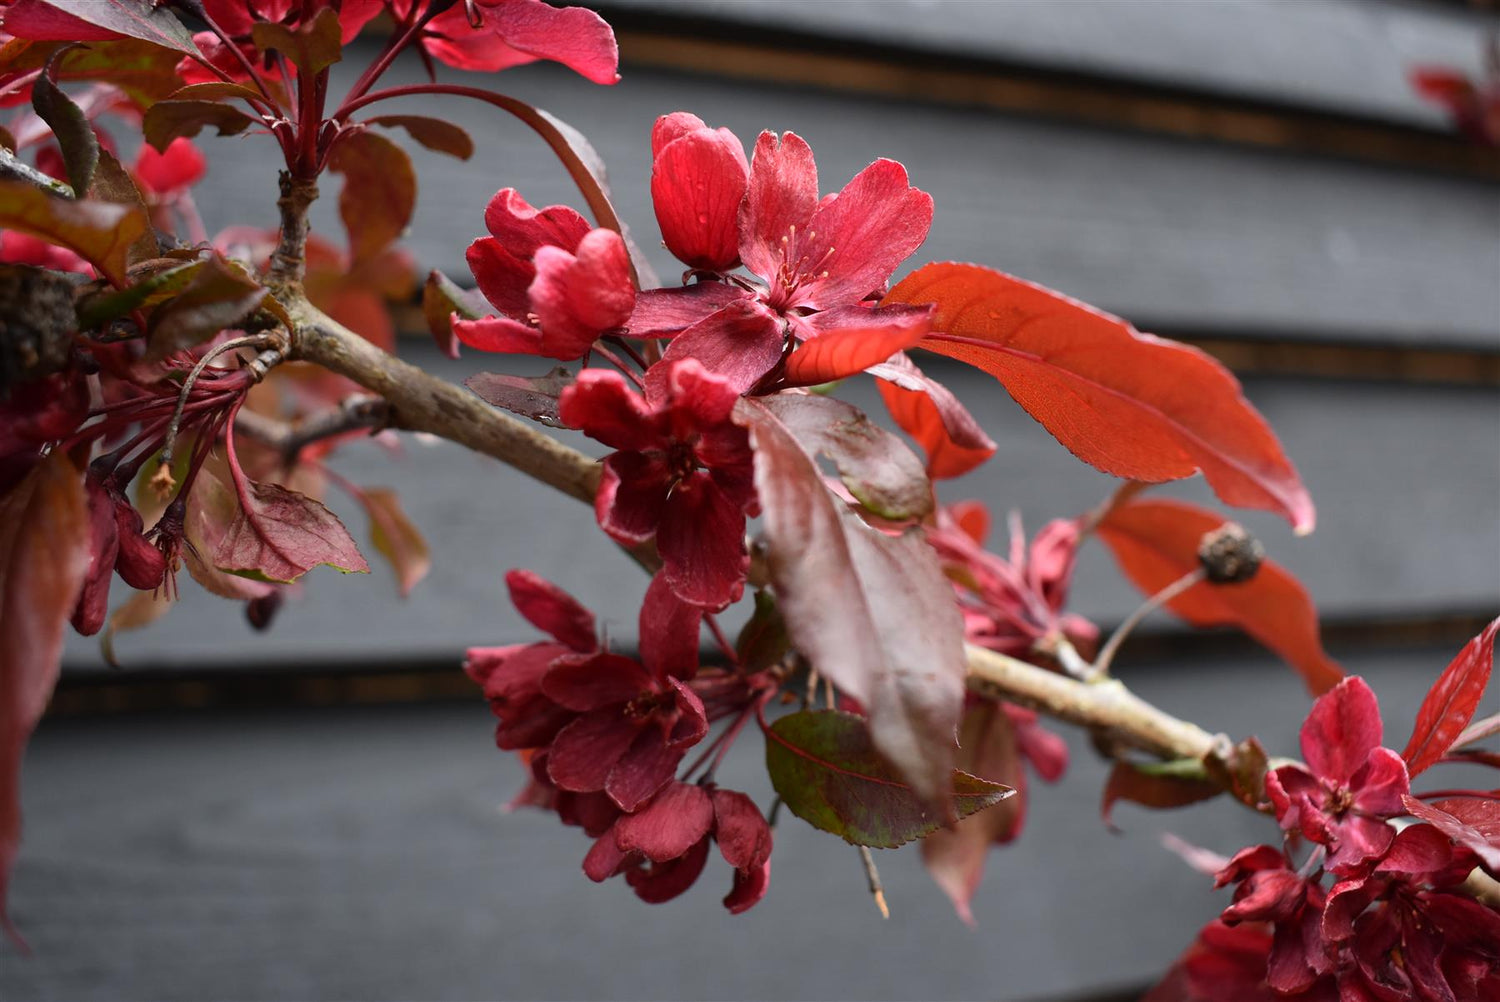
[{"xmin": 7, "ymin": 1, "xmax": 1500, "ymax": 999}]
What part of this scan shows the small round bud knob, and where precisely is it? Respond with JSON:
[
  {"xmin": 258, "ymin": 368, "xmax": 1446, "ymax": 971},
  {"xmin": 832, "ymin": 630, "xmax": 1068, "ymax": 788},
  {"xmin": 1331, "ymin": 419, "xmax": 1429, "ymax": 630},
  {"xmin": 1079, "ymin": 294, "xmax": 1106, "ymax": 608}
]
[{"xmin": 1197, "ymin": 522, "xmax": 1264, "ymax": 584}]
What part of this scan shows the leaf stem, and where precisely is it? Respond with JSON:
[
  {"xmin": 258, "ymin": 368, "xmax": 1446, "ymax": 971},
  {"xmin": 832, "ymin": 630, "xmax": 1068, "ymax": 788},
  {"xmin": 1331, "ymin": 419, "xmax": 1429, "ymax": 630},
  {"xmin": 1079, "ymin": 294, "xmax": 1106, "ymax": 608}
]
[
  {"xmin": 857, "ymin": 846, "xmax": 890, "ymax": 919},
  {"xmin": 1092, "ymin": 567, "xmax": 1207, "ymax": 677}
]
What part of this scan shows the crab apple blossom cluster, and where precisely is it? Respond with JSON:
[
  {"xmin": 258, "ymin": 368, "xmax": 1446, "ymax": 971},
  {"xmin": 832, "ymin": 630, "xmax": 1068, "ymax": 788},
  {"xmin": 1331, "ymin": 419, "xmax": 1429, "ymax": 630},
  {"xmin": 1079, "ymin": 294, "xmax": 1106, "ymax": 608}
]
[
  {"xmin": 465, "ymin": 570, "xmax": 774, "ymax": 912},
  {"xmin": 1152, "ymin": 676, "xmax": 1500, "ymax": 1001}
]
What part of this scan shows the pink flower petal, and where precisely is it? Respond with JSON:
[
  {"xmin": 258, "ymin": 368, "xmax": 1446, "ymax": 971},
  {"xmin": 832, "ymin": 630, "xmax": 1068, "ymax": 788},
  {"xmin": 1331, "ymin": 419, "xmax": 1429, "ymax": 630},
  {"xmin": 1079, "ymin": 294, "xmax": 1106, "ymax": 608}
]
[
  {"xmin": 558, "ymin": 370, "xmax": 663, "ymax": 452},
  {"xmin": 628, "ymin": 283, "xmax": 751, "ymax": 339},
  {"xmin": 595, "ymin": 452, "xmax": 672, "ymax": 546},
  {"xmin": 547, "ymin": 708, "xmax": 641, "ymax": 793},
  {"xmin": 466, "ymin": 236, "xmax": 534, "ymax": 318},
  {"xmin": 504, "ymin": 568, "xmax": 596, "ymax": 651},
  {"xmin": 645, "ymin": 298, "xmax": 785, "ymax": 401},
  {"xmin": 542, "ymin": 652, "xmax": 653, "ymax": 712},
  {"xmin": 797, "ymin": 158, "xmax": 933, "ymax": 309},
  {"xmin": 528, "ymin": 232, "xmax": 635, "ymax": 359},
  {"xmin": 666, "ymin": 679, "xmax": 708, "ymax": 747},
  {"xmin": 1349, "ymin": 746, "xmax": 1410, "ymax": 818},
  {"xmin": 723, "ymin": 857, "xmax": 770, "ymax": 914},
  {"xmin": 624, "ymin": 836, "xmax": 711, "ymax": 904},
  {"xmin": 606, "ymin": 730, "xmax": 684, "ymax": 812},
  {"xmin": 614, "ymin": 782, "xmax": 715, "ymax": 861},
  {"xmin": 652, "ymin": 113, "xmax": 709, "ymax": 158},
  {"xmin": 638, "ymin": 572, "xmax": 702, "ymax": 681},
  {"xmin": 660, "ymin": 357, "xmax": 746, "ymax": 430},
  {"xmin": 711, "ymin": 788, "xmax": 772, "ymax": 870},
  {"xmin": 133, "ymin": 138, "xmax": 205, "ymax": 195},
  {"xmin": 483, "ymin": 187, "xmax": 591, "ymax": 255},
  {"xmin": 652, "ymin": 127, "xmax": 749, "ymax": 271},
  {"xmin": 452, "ymin": 314, "xmax": 543, "ymax": 355},
  {"xmin": 738, "ymin": 130, "xmax": 819, "ymax": 282},
  {"xmin": 582, "ymin": 828, "xmax": 630, "ymax": 881},
  {"xmin": 1301, "ymin": 676, "xmax": 1384, "ymax": 786},
  {"xmin": 656, "ymin": 471, "xmax": 749, "ymax": 609}
]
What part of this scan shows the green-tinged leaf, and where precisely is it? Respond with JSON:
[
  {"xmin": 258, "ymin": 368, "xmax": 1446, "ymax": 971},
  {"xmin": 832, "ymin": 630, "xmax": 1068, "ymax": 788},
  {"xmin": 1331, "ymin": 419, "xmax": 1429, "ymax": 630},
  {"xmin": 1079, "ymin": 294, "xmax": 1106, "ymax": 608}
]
[
  {"xmin": 360, "ymin": 487, "xmax": 429, "ymax": 598},
  {"xmin": 0, "ymin": 180, "xmax": 148, "ymax": 283},
  {"xmin": 0, "ymin": 449, "xmax": 90, "ymax": 945},
  {"xmin": 75, "ymin": 257, "xmax": 203, "ymax": 328},
  {"xmin": 86, "ymin": 148, "xmax": 158, "ymax": 265},
  {"xmin": 213, "ymin": 479, "xmax": 369, "ymax": 583},
  {"xmin": 328, "ymin": 129, "xmax": 414, "ymax": 262},
  {"xmin": 366, "ymin": 115, "xmax": 474, "ymax": 160},
  {"xmin": 1, "ymin": 0, "xmax": 199, "ymax": 55},
  {"xmin": 145, "ymin": 254, "xmax": 266, "ymax": 360},
  {"xmin": 735, "ymin": 590, "xmax": 789, "ymax": 675},
  {"xmin": 422, "ymin": 269, "xmax": 483, "ymax": 358},
  {"xmin": 758, "ymin": 392, "xmax": 933, "ymax": 521},
  {"xmin": 250, "ymin": 7, "xmax": 342, "ymax": 74},
  {"xmin": 738, "ymin": 398, "xmax": 968, "ymax": 809},
  {"xmin": 142, "ymin": 100, "xmax": 255, "ymax": 152},
  {"xmin": 164, "ymin": 81, "xmax": 267, "ymax": 104},
  {"xmin": 1101, "ymin": 759, "xmax": 1222, "ymax": 830},
  {"xmin": 766, "ymin": 710, "xmax": 1012, "ymax": 849},
  {"xmin": 31, "ymin": 70, "xmax": 97, "ymax": 193},
  {"xmin": 464, "ymin": 367, "xmax": 572, "ymax": 428}
]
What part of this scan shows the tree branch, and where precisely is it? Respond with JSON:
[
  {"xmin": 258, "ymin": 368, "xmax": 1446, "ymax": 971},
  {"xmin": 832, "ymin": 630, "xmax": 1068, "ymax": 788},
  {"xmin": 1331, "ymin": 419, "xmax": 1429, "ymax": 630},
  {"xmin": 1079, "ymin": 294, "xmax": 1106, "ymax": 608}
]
[{"xmin": 232, "ymin": 393, "xmax": 390, "ymax": 463}]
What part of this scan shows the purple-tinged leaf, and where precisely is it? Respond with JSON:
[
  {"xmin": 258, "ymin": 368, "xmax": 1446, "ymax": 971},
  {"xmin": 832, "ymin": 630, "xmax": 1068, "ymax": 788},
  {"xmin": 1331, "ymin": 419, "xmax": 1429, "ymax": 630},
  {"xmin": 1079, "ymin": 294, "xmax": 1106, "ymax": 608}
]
[
  {"xmin": 0, "ymin": 179, "xmax": 148, "ymax": 284},
  {"xmin": 422, "ymin": 269, "xmax": 484, "ymax": 359},
  {"xmin": 141, "ymin": 100, "xmax": 255, "ymax": 152},
  {"xmin": 86, "ymin": 148, "xmax": 159, "ymax": 266},
  {"xmin": 328, "ymin": 129, "xmax": 414, "ymax": 263},
  {"xmin": 920, "ymin": 700, "xmax": 1026, "ymax": 925},
  {"xmin": 465, "ymin": 367, "xmax": 572, "ymax": 428},
  {"xmin": 182, "ymin": 466, "xmax": 277, "ymax": 602},
  {"xmin": 0, "ymin": 450, "xmax": 89, "ymax": 946},
  {"xmin": 1402, "ymin": 795, "xmax": 1500, "ymax": 872},
  {"xmin": 739, "ymin": 399, "xmax": 967, "ymax": 808},
  {"xmin": 366, "ymin": 116, "xmax": 474, "ymax": 160},
  {"xmin": 1402, "ymin": 618, "xmax": 1498, "ymax": 777},
  {"xmin": 359, "ymin": 487, "xmax": 429, "ymax": 598},
  {"xmin": 213, "ymin": 479, "xmax": 369, "ymax": 584},
  {"xmin": 3, "ymin": 0, "xmax": 199, "ymax": 55},
  {"xmin": 735, "ymin": 590, "xmax": 789, "ymax": 675},
  {"xmin": 1101, "ymin": 759, "xmax": 1222, "ymax": 830},
  {"xmin": 145, "ymin": 254, "xmax": 266, "ymax": 360},
  {"xmin": 31, "ymin": 69, "xmax": 97, "ymax": 193},
  {"xmin": 758, "ymin": 392, "xmax": 933, "ymax": 521},
  {"xmin": 249, "ymin": 7, "xmax": 342, "ymax": 75},
  {"xmin": 765, "ymin": 710, "xmax": 1012, "ymax": 849}
]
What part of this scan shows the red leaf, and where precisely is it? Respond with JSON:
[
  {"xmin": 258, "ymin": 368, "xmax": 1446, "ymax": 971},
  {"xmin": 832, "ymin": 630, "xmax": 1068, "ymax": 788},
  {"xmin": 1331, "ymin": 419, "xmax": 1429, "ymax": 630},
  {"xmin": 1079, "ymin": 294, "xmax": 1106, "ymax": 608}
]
[
  {"xmin": 0, "ymin": 450, "xmax": 90, "ymax": 946},
  {"xmin": 141, "ymin": 100, "xmax": 256, "ymax": 152},
  {"xmin": 359, "ymin": 487, "xmax": 429, "ymax": 599},
  {"xmin": 738, "ymin": 399, "xmax": 967, "ymax": 807},
  {"xmin": 366, "ymin": 115, "xmax": 475, "ymax": 161},
  {"xmin": 1402, "ymin": 618, "xmax": 1499, "ymax": 778},
  {"xmin": 757, "ymin": 392, "xmax": 932, "ymax": 521},
  {"xmin": 3, "ymin": 0, "xmax": 199, "ymax": 54},
  {"xmin": 1096, "ymin": 498, "xmax": 1342, "ymax": 695},
  {"xmin": 1101, "ymin": 759, "xmax": 1222, "ymax": 830},
  {"xmin": 919, "ymin": 700, "xmax": 1026, "ymax": 925},
  {"xmin": 764, "ymin": 710, "xmax": 1012, "ymax": 849},
  {"xmin": 887, "ymin": 263, "xmax": 1314, "ymax": 532},
  {"xmin": 328, "ymin": 129, "xmax": 415, "ymax": 263},
  {"xmin": 212, "ymin": 479, "xmax": 369, "ymax": 584},
  {"xmin": 0, "ymin": 179, "xmax": 149, "ymax": 285},
  {"xmin": 876, "ymin": 375, "xmax": 995, "ymax": 479},
  {"xmin": 249, "ymin": 7, "xmax": 342, "ymax": 75}
]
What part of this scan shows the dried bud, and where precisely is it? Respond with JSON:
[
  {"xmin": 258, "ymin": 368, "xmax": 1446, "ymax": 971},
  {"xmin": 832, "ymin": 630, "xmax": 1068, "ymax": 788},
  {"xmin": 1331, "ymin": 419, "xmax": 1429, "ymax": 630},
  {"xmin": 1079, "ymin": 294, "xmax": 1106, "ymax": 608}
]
[
  {"xmin": 246, "ymin": 592, "xmax": 283, "ymax": 632},
  {"xmin": 149, "ymin": 461, "xmax": 177, "ymax": 499},
  {"xmin": 1197, "ymin": 522, "xmax": 1265, "ymax": 584}
]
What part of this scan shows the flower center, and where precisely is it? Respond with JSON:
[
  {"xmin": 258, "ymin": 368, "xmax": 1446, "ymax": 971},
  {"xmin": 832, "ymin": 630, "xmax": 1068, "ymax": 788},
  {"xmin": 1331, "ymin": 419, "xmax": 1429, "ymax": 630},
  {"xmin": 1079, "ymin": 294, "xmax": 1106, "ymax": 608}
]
[
  {"xmin": 764, "ymin": 223, "xmax": 835, "ymax": 313},
  {"xmin": 624, "ymin": 690, "xmax": 672, "ymax": 720}
]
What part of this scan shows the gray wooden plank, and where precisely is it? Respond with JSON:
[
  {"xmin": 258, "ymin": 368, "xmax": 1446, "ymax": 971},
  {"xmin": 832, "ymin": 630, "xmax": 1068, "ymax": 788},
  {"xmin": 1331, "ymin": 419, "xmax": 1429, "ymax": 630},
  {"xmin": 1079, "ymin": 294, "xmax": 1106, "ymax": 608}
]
[
  {"xmin": 598, "ymin": 0, "xmax": 1498, "ymax": 130},
  {"xmin": 7, "ymin": 646, "xmax": 1490, "ymax": 1001},
  {"xmin": 185, "ymin": 54, "xmax": 1500, "ymax": 348},
  {"xmin": 63, "ymin": 346, "xmax": 1500, "ymax": 671}
]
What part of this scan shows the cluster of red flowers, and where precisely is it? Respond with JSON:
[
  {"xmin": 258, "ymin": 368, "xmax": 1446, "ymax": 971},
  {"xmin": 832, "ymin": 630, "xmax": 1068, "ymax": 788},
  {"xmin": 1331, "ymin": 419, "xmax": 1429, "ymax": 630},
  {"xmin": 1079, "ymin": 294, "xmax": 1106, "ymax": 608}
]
[
  {"xmin": 1157, "ymin": 677, "xmax": 1500, "ymax": 1001},
  {"xmin": 465, "ymin": 570, "xmax": 772, "ymax": 912}
]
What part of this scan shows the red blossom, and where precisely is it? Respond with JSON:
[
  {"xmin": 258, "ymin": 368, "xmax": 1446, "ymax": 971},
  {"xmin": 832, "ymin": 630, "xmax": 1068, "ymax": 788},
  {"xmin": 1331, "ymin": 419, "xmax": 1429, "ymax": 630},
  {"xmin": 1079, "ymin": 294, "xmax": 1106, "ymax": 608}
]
[
  {"xmin": 582, "ymin": 780, "xmax": 772, "ymax": 913},
  {"xmin": 631, "ymin": 115, "xmax": 936, "ymax": 393},
  {"xmin": 0, "ymin": 230, "xmax": 91, "ymax": 274},
  {"xmin": 454, "ymin": 188, "xmax": 635, "ymax": 360},
  {"xmin": 1265, "ymin": 677, "xmax": 1410, "ymax": 874},
  {"xmin": 465, "ymin": 571, "xmax": 708, "ymax": 811},
  {"xmin": 133, "ymin": 138, "xmax": 206, "ymax": 198},
  {"xmin": 927, "ymin": 502, "xmax": 1099, "ymax": 663},
  {"xmin": 558, "ymin": 359, "xmax": 758, "ymax": 610}
]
